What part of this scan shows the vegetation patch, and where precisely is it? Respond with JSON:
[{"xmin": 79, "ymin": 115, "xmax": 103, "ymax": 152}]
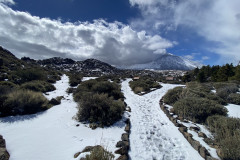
[
  {"xmin": 21, "ymin": 80, "xmax": 56, "ymax": 93},
  {"xmin": 163, "ymin": 87, "xmax": 183, "ymax": 105},
  {"xmin": 207, "ymin": 115, "xmax": 240, "ymax": 160},
  {"xmin": 67, "ymin": 72, "xmax": 83, "ymax": 87},
  {"xmin": 129, "ymin": 77, "xmax": 162, "ymax": 94},
  {"xmin": 0, "ymin": 89, "xmax": 49, "ymax": 117},
  {"xmin": 85, "ymin": 146, "xmax": 114, "ymax": 160},
  {"xmin": 173, "ymin": 97, "xmax": 227, "ymax": 123},
  {"xmin": 74, "ymin": 78, "xmax": 125, "ymax": 127}
]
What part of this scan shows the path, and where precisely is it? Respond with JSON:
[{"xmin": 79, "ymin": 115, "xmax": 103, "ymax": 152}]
[{"xmin": 122, "ymin": 79, "xmax": 203, "ymax": 160}]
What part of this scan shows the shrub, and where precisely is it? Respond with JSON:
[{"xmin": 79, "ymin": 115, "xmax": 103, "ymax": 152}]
[
  {"xmin": 207, "ymin": 115, "xmax": 240, "ymax": 160},
  {"xmin": 0, "ymin": 81, "xmax": 17, "ymax": 88},
  {"xmin": 216, "ymin": 85, "xmax": 239, "ymax": 99},
  {"xmin": 21, "ymin": 80, "xmax": 56, "ymax": 93},
  {"xmin": 14, "ymin": 68, "xmax": 47, "ymax": 84},
  {"xmin": 227, "ymin": 93, "xmax": 240, "ymax": 105},
  {"xmin": 85, "ymin": 146, "xmax": 114, "ymax": 160},
  {"xmin": 0, "ymin": 89, "xmax": 49, "ymax": 117},
  {"xmin": 163, "ymin": 87, "xmax": 183, "ymax": 105},
  {"xmin": 181, "ymin": 88, "xmax": 226, "ymax": 105},
  {"xmin": 68, "ymin": 72, "xmax": 83, "ymax": 87},
  {"xmin": 173, "ymin": 97, "xmax": 227, "ymax": 123},
  {"xmin": 129, "ymin": 78, "xmax": 161, "ymax": 94},
  {"xmin": 77, "ymin": 93, "xmax": 125, "ymax": 126},
  {"xmin": 92, "ymin": 81, "xmax": 124, "ymax": 100}
]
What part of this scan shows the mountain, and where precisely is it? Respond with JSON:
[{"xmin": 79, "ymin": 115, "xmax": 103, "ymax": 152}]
[
  {"xmin": 35, "ymin": 57, "xmax": 118, "ymax": 74},
  {"xmin": 120, "ymin": 53, "xmax": 203, "ymax": 70}
]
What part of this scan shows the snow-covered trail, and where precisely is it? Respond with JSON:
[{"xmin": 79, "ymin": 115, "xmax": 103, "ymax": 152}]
[
  {"xmin": 122, "ymin": 79, "xmax": 203, "ymax": 160},
  {"xmin": 0, "ymin": 75, "xmax": 125, "ymax": 160}
]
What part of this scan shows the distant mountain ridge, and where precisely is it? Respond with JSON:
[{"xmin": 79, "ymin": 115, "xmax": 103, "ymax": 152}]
[{"xmin": 119, "ymin": 53, "xmax": 203, "ymax": 70}]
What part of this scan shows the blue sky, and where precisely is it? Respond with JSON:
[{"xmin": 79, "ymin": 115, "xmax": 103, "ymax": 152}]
[{"xmin": 0, "ymin": 0, "xmax": 240, "ymax": 66}]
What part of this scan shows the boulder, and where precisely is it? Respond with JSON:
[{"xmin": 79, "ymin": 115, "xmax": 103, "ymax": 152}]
[
  {"xmin": 124, "ymin": 124, "xmax": 130, "ymax": 133},
  {"xmin": 198, "ymin": 132, "xmax": 207, "ymax": 138},
  {"xmin": 115, "ymin": 147, "xmax": 128, "ymax": 155},
  {"xmin": 121, "ymin": 133, "xmax": 129, "ymax": 141},
  {"xmin": 178, "ymin": 127, "xmax": 187, "ymax": 133},
  {"xmin": 206, "ymin": 156, "xmax": 218, "ymax": 160},
  {"xmin": 116, "ymin": 155, "xmax": 128, "ymax": 160},
  {"xmin": 191, "ymin": 140, "xmax": 201, "ymax": 152},
  {"xmin": 116, "ymin": 141, "xmax": 129, "ymax": 149},
  {"xmin": 199, "ymin": 147, "xmax": 210, "ymax": 159}
]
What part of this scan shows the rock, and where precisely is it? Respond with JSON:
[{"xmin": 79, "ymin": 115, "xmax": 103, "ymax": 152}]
[
  {"xmin": 126, "ymin": 107, "xmax": 131, "ymax": 112},
  {"xmin": 49, "ymin": 98, "xmax": 61, "ymax": 105},
  {"xmin": 178, "ymin": 117, "xmax": 184, "ymax": 121},
  {"xmin": 183, "ymin": 132, "xmax": 192, "ymax": 139},
  {"xmin": 191, "ymin": 140, "xmax": 201, "ymax": 152},
  {"xmin": 89, "ymin": 123, "xmax": 98, "ymax": 130},
  {"xmin": 169, "ymin": 108, "xmax": 175, "ymax": 114},
  {"xmin": 115, "ymin": 147, "xmax": 128, "ymax": 155},
  {"xmin": 0, "ymin": 148, "xmax": 10, "ymax": 160},
  {"xmin": 116, "ymin": 141, "xmax": 129, "ymax": 148},
  {"xmin": 206, "ymin": 156, "xmax": 218, "ymax": 160},
  {"xmin": 125, "ymin": 119, "xmax": 130, "ymax": 125},
  {"xmin": 124, "ymin": 124, "xmax": 130, "ymax": 133},
  {"xmin": 199, "ymin": 147, "xmax": 210, "ymax": 159},
  {"xmin": 76, "ymin": 124, "xmax": 80, "ymax": 127},
  {"xmin": 178, "ymin": 127, "xmax": 187, "ymax": 133},
  {"xmin": 80, "ymin": 158, "xmax": 86, "ymax": 160},
  {"xmin": 121, "ymin": 133, "xmax": 129, "ymax": 141},
  {"xmin": 190, "ymin": 126, "xmax": 200, "ymax": 132},
  {"xmin": 116, "ymin": 155, "xmax": 128, "ymax": 160},
  {"xmin": 74, "ymin": 152, "xmax": 81, "ymax": 158},
  {"xmin": 198, "ymin": 132, "xmax": 207, "ymax": 138},
  {"xmin": 0, "ymin": 138, "xmax": 5, "ymax": 148}
]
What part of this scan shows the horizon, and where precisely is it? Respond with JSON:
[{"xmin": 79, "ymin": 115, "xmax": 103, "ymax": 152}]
[{"xmin": 0, "ymin": 0, "xmax": 240, "ymax": 66}]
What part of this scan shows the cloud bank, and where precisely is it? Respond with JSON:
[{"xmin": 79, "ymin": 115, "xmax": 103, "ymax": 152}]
[
  {"xmin": 0, "ymin": 1, "xmax": 174, "ymax": 65},
  {"xmin": 129, "ymin": 0, "xmax": 240, "ymax": 64}
]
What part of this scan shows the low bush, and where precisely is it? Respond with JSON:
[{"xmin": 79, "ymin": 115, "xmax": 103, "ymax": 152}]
[
  {"xmin": 163, "ymin": 87, "xmax": 183, "ymax": 105},
  {"xmin": 227, "ymin": 93, "xmax": 240, "ymax": 105},
  {"xmin": 76, "ymin": 93, "xmax": 125, "ymax": 126},
  {"xmin": 207, "ymin": 115, "xmax": 240, "ymax": 160},
  {"xmin": 74, "ymin": 79, "xmax": 123, "ymax": 101},
  {"xmin": 68, "ymin": 72, "xmax": 83, "ymax": 87},
  {"xmin": 21, "ymin": 80, "xmax": 56, "ymax": 93},
  {"xmin": 85, "ymin": 146, "xmax": 114, "ymax": 160},
  {"xmin": 129, "ymin": 78, "xmax": 161, "ymax": 94},
  {"xmin": 173, "ymin": 97, "xmax": 227, "ymax": 123},
  {"xmin": 216, "ymin": 85, "xmax": 239, "ymax": 99},
  {"xmin": 0, "ymin": 89, "xmax": 49, "ymax": 117}
]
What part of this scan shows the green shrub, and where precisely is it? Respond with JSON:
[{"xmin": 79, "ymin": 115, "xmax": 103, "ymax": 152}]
[
  {"xmin": 92, "ymin": 81, "xmax": 124, "ymax": 100},
  {"xmin": 0, "ymin": 81, "xmax": 17, "ymax": 88},
  {"xmin": 74, "ymin": 79, "xmax": 123, "ymax": 101},
  {"xmin": 163, "ymin": 87, "xmax": 183, "ymax": 105},
  {"xmin": 173, "ymin": 97, "xmax": 227, "ymax": 123},
  {"xmin": 216, "ymin": 85, "xmax": 239, "ymax": 99},
  {"xmin": 14, "ymin": 68, "xmax": 47, "ymax": 84},
  {"xmin": 85, "ymin": 146, "xmax": 114, "ymax": 160},
  {"xmin": 21, "ymin": 80, "xmax": 56, "ymax": 93},
  {"xmin": 227, "ymin": 93, "xmax": 240, "ymax": 105},
  {"xmin": 0, "ymin": 89, "xmax": 49, "ymax": 116},
  {"xmin": 207, "ymin": 115, "xmax": 240, "ymax": 160},
  {"xmin": 129, "ymin": 78, "xmax": 161, "ymax": 94},
  {"xmin": 77, "ymin": 93, "xmax": 125, "ymax": 126},
  {"xmin": 68, "ymin": 73, "xmax": 83, "ymax": 87}
]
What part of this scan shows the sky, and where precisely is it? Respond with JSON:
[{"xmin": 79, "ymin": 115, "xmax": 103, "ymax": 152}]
[{"xmin": 0, "ymin": 0, "xmax": 240, "ymax": 66}]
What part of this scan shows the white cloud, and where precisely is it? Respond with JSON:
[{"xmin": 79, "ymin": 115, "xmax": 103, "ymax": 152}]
[
  {"xmin": 202, "ymin": 56, "xmax": 210, "ymax": 60},
  {"xmin": 0, "ymin": 0, "xmax": 15, "ymax": 5},
  {"xmin": 129, "ymin": 0, "xmax": 240, "ymax": 64},
  {"xmin": 0, "ymin": 3, "xmax": 174, "ymax": 65}
]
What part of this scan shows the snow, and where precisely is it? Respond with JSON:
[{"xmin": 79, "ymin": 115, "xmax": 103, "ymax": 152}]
[
  {"xmin": 225, "ymin": 104, "xmax": 240, "ymax": 118},
  {"xmin": 122, "ymin": 79, "xmax": 204, "ymax": 160},
  {"xmin": 0, "ymin": 75, "xmax": 125, "ymax": 160},
  {"xmin": 187, "ymin": 130, "xmax": 220, "ymax": 159}
]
